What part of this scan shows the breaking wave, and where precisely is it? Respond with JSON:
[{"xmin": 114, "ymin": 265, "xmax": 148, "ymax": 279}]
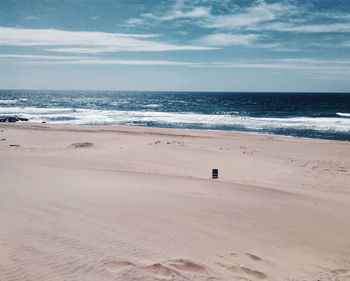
[
  {"xmin": 337, "ymin": 112, "xmax": 350, "ymax": 117},
  {"xmin": 0, "ymin": 99, "xmax": 18, "ymax": 104},
  {"xmin": 1, "ymin": 106, "xmax": 350, "ymax": 134}
]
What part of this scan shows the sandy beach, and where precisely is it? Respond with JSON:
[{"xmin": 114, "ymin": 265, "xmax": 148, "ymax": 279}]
[{"xmin": 0, "ymin": 122, "xmax": 349, "ymax": 281}]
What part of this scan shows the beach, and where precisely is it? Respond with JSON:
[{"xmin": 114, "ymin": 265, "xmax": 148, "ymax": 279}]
[{"xmin": 0, "ymin": 122, "xmax": 349, "ymax": 281}]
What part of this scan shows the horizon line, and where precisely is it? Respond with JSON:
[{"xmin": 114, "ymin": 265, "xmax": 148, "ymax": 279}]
[{"xmin": 1, "ymin": 88, "xmax": 350, "ymax": 94}]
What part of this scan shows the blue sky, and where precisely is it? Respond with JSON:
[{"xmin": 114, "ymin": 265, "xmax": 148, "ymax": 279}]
[{"xmin": 0, "ymin": 0, "xmax": 350, "ymax": 91}]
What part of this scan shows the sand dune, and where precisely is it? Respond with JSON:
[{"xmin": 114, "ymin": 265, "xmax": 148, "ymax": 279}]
[{"xmin": 0, "ymin": 123, "xmax": 349, "ymax": 281}]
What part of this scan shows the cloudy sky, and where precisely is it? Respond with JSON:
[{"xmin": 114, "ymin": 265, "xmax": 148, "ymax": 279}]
[{"xmin": 0, "ymin": 0, "xmax": 350, "ymax": 91}]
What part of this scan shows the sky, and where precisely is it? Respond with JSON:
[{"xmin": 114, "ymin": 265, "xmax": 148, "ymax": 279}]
[{"xmin": 0, "ymin": 0, "xmax": 350, "ymax": 92}]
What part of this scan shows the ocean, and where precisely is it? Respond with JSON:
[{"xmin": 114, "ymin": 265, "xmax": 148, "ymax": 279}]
[{"xmin": 0, "ymin": 90, "xmax": 349, "ymax": 141}]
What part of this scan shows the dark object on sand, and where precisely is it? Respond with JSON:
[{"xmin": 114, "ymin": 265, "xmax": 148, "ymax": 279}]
[
  {"xmin": 68, "ymin": 142, "xmax": 93, "ymax": 149},
  {"xmin": 0, "ymin": 116, "xmax": 29, "ymax": 123},
  {"xmin": 212, "ymin": 169, "xmax": 218, "ymax": 179}
]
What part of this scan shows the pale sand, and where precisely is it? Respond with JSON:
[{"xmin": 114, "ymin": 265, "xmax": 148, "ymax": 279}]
[{"xmin": 0, "ymin": 123, "xmax": 349, "ymax": 281}]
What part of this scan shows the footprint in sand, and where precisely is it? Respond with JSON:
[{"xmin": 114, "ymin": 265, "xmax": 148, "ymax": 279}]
[
  {"xmin": 166, "ymin": 258, "xmax": 208, "ymax": 275},
  {"xmin": 68, "ymin": 142, "xmax": 93, "ymax": 149},
  {"xmin": 227, "ymin": 265, "xmax": 267, "ymax": 280},
  {"xmin": 217, "ymin": 253, "xmax": 267, "ymax": 280},
  {"xmin": 223, "ymin": 252, "xmax": 264, "ymax": 263},
  {"xmin": 335, "ymin": 257, "xmax": 350, "ymax": 268},
  {"xmin": 245, "ymin": 253, "xmax": 263, "ymax": 262},
  {"xmin": 330, "ymin": 268, "xmax": 350, "ymax": 278},
  {"xmin": 331, "ymin": 268, "xmax": 349, "ymax": 274},
  {"xmin": 143, "ymin": 263, "xmax": 174, "ymax": 280},
  {"xmin": 103, "ymin": 260, "xmax": 134, "ymax": 273}
]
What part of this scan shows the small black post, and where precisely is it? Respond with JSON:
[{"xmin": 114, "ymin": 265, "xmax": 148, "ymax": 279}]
[{"xmin": 212, "ymin": 169, "xmax": 218, "ymax": 179}]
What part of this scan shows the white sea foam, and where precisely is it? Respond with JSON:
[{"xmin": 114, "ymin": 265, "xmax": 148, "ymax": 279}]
[
  {"xmin": 0, "ymin": 99, "xmax": 18, "ymax": 104},
  {"xmin": 144, "ymin": 104, "xmax": 160, "ymax": 108},
  {"xmin": 1, "ymin": 106, "xmax": 350, "ymax": 133},
  {"xmin": 0, "ymin": 106, "xmax": 74, "ymax": 114},
  {"xmin": 0, "ymin": 98, "xmax": 27, "ymax": 104},
  {"xmin": 337, "ymin": 112, "xmax": 350, "ymax": 117}
]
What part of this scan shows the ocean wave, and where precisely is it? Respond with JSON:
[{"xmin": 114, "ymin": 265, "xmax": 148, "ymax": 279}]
[
  {"xmin": 1, "ymin": 106, "xmax": 350, "ymax": 133},
  {"xmin": 337, "ymin": 112, "xmax": 350, "ymax": 117},
  {"xmin": 0, "ymin": 99, "xmax": 18, "ymax": 104},
  {"xmin": 0, "ymin": 106, "xmax": 76, "ymax": 114},
  {"xmin": 0, "ymin": 98, "xmax": 28, "ymax": 104}
]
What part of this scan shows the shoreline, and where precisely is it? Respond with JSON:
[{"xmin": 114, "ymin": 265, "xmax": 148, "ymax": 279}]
[
  {"xmin": 1, "ymin": 121, "xmax": 348, "ymax": 143},
  {"xmin": 1, "ymin": 122, "xmax": 349, "ymax": 280}
]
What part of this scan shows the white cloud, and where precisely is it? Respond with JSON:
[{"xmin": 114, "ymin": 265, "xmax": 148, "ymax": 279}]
[
  {"xmin": 124, "ymin": 18, "xmax": 145, "ymax": 26},
  {"xmin": 0, "ymin": 54, "xmax": 89, "ymax": 60},
  {"xmin": 197, "ymin": 33, "xmax": 259, "ymax": 46},
  {"xmin": 258, "ymin": 22, "xmax": 350, "ymax": 33},
  {"xmin": 46, "ymin": 44, "xmax": 215, "ymax": 53},
  {"xmin": 204, "ymin": 3, "xmax": 350, "ymax": 34},
  {"xmin": 152, "ymin": 6, "xmax": 210, "ymax": 21},
  {"xmin": 275, "ymin": 58, "xmax": 350, "ymax": 65},
  {"xmin": 3, "ymin": 53, "xmax": 350, "ymax": 74},
  {"xmin": 29, "ymin": 58, "xmax": 201, "ymax": 66},
  {"xmin": 0, "ymin": 53, "xmax": 203, "ymax": 66},
  {"xmin": 203, "ymin": 1, "xmax": 293, "ymax": 29},
  {"xmin": 124, "ymin": 0, "xmax": 294, "ymax": 30},
  {"xmin": 124, "ymin": 6, "xmax": 210, "ymax": 27},
  {"xmin": 46, "ymin": 47, "xmax": 111, "ymax": 54},
  {"xmin": 123, "ymin": 0, "xmax": 350, "ymax": 36},
  {"xmin": 0, "ymin": 27, "xmax": 215, "ymax": 53}
]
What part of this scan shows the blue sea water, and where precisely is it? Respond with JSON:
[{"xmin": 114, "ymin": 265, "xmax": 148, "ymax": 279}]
[{"xmin": 0, "ymin": 90, "xmax": 350, "ymax": 141}]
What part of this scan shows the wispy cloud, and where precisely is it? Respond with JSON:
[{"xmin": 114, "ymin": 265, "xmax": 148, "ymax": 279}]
[
  {"xmin": 275, "ymin": 58, "xmax": 350, "ymax": 65},
  {"xmin": 145, "ymin": 6, "xmax": 210, "ymax": 22},
  {"xmin": 3, "ymin": 53, "xmax": 350, "ymax": 75},
  {"xmin": 257, "ymin": 22, "xmax": 350, "ymax": 33},
  {"xmin": 194, "ymin": 63, "xmax": 350, "ymax": 71},
  {"xmin": 123, "ymin": 0, "xmax": 350, "ymax": 51},
  {"xmin": 0, "ymin": 53, "xmax": 203, "ymax": 66},
  {"xmin": 203, "ymin": 1, "xmax": 293, "ymax": 30},
  {"xmin": 29, "ymin": 58, "xmax": 201, "ymax": 66},
  {"xmin": 197, "ymin": 33, "xmax": 259, "ymax": 46},
  {"xmin": 0, "ymin": 54, "xmax": 89, "ymax": 60},
  {"xmin": 124, "ymin": 0, "xmax": 210, "ymax": 27},
  {"xmin": 124, "ymin": 0, "xmax": 294, "ymax": 30},
  {"xmin": 124, "ymin": 18, "xmax": 144, "ymax": 26},
  {"xmin": 0, "ymin": 27, "xmax": 215, "ymax": 53},
  {"xmin": 46, "ymin": 43, "xmax": 215, "ymax": 54}
]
